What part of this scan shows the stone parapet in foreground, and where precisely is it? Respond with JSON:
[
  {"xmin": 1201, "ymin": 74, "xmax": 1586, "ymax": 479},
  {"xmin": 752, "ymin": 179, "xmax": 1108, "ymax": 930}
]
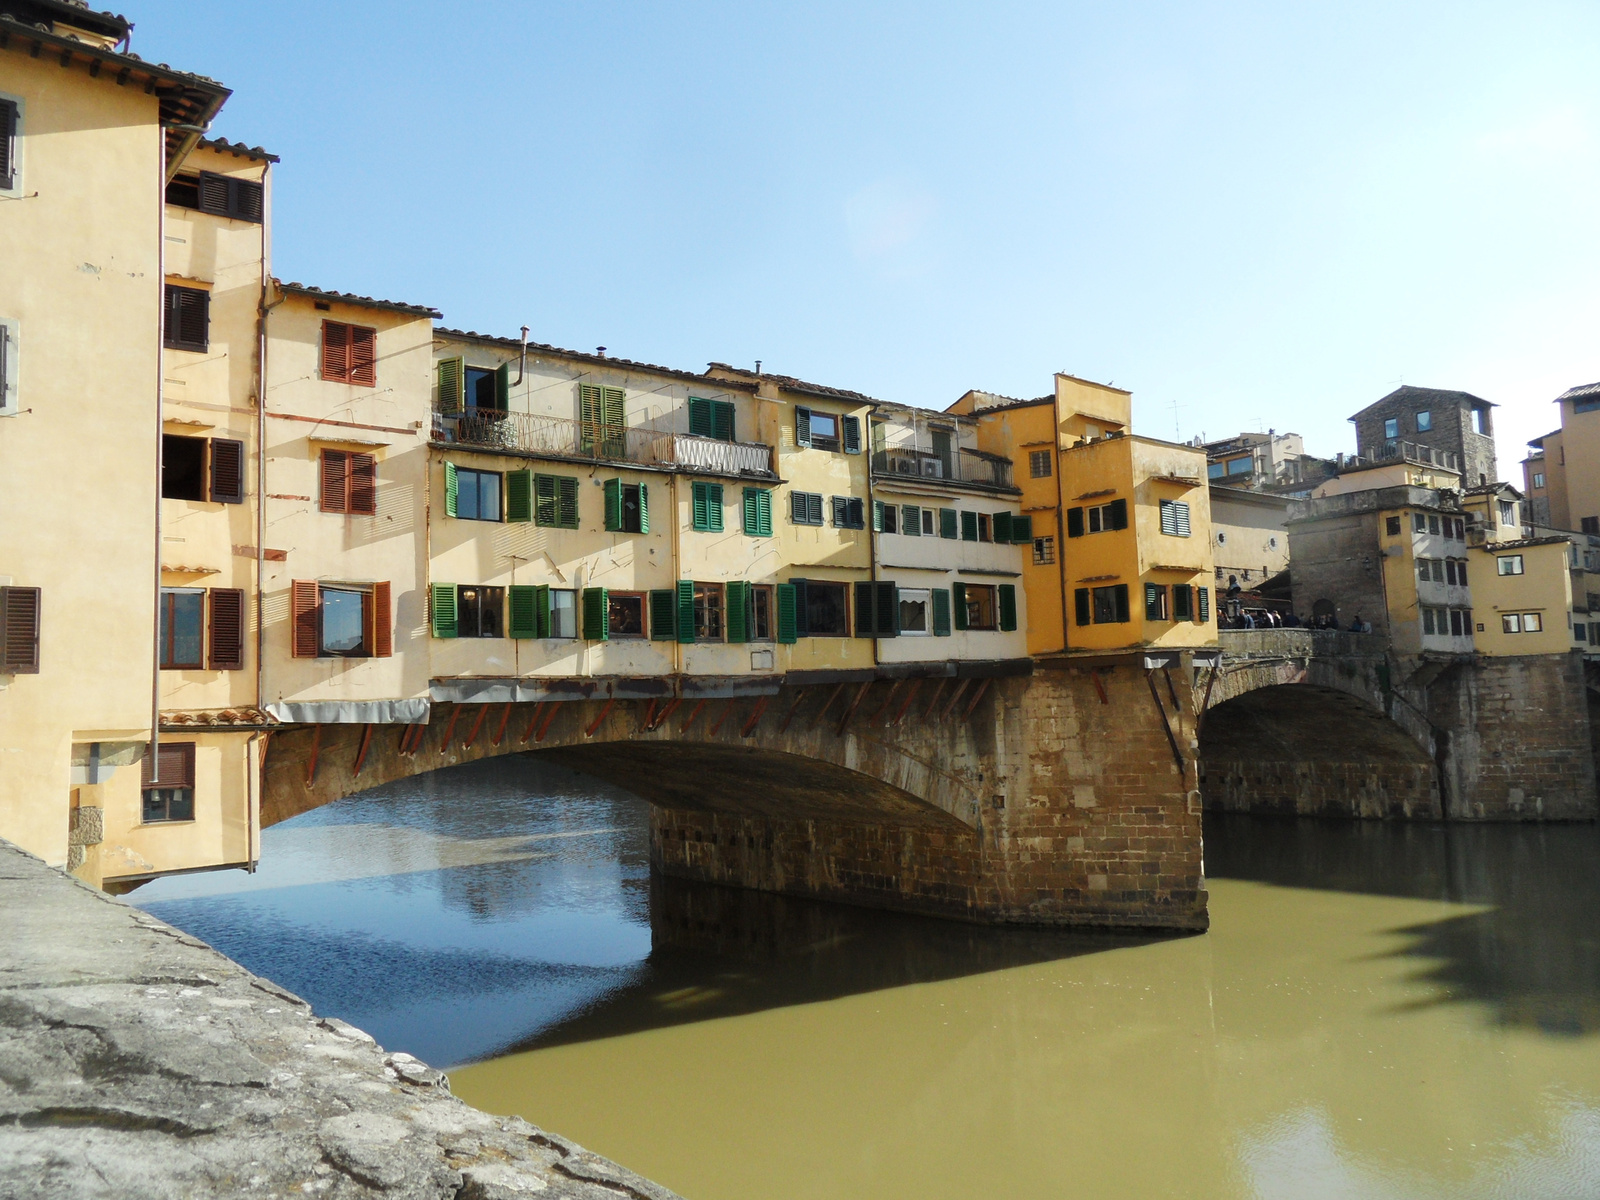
[{"xmin": 0, "ymin": 839, "xmax": 681, "ymax": 1200}]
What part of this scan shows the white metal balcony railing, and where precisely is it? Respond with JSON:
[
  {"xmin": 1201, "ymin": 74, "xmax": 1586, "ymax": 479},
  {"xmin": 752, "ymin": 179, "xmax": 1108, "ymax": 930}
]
[
  {"xmin": 434, "ymin": 409, "xmax": 776, "ymax": 477},
  {"xmin": 871, "ymin": 445, "xmax": 1014, "ymax": 489}
]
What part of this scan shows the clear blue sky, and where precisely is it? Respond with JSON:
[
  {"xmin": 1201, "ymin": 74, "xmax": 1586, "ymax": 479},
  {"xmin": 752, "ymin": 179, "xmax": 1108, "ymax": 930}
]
[{"xmin": 144, "ymin": 1, "xmax": 1600, "ymax": 473}]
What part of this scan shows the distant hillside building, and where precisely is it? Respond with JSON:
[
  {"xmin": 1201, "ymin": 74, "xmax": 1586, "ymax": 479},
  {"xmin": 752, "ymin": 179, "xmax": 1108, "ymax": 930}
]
[
  {"xmin": 1202, "ymin": 430, "xmax": 1336, "ymax": 496},
  {"xmin": 1349, "ymin": 386, "xmax": 1498, "ymax": 488}
]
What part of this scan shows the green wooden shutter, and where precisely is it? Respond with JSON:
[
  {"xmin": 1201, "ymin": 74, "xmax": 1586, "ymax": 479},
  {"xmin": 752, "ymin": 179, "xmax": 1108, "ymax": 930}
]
[
  {"xmin": 692, "ymin": 482, "xmax": 708, "ymax": 531},
  {"xmin": 776, "ymin": 583, "xmax": 798, "ymax": 643},
  {"xmin": 1011, "ymin": 515, "xmax": 1033, "ymax": 543},
  {"xmin": 604, "ymin": 479, "xmax": 622, "ymax": 531},
  {"xmin": 443, "ymin": 462, "xmax": 459, "ymax": 518},
  {"xmin": 791, "ymin": 579, "xmax": 810, "ymax": 637},
  {"xmin": 876, "ymin": 581, "xmax": 898, "ymax": 637},
  {"xmin": 960, "ymin": 511, "xmax": 978, "ymax": 542},
  {"xmin": 579, "ymin": 383, "xmax": 601, "ymax": 453},
  {"xmin": 872, "ymin": 500, "xmax": 884, "ymax": 532},
  {"xmin": 1067, "ymin": 507, "xmax": 1085, "ymax": 537},
  {"xmin": 999, "ymin": 584, "xmax": 1017, "ymax": 632},
  {"xmin": 853, "ymin": 582, "xmax": 875, "ymax": 637},
  {"xmin": 602, "ymin": 387, "xmax": 626, "ymax": 457},
  {"xmin": 430, "ymin": 583, "xmax": 458, "ymax": 638},
  {"xmin": 1109, "ymin": 499, "xmax": 1129, "ymax": 530},
  {"xmin": 1075, "ymin": 588, "xmax": 1091, "ymax": 626},
  {"xmin": 650, "ymin": 589, "xmax": 677, "ymax": 640},
  {"xmin": 509, "ymin": 585, "xmax": 538, "ymax": 638},
  {"xmin": 1113, "ymin": 584, "xmax": 1130, "ymax": 622},
  {"xmin": 842, "ymin": 415, "xmax": 861, "ymax": 454},
  {"xmin": 707, "ymin": 484, "xmax": 724, "ymax": 531},
  {"xmin": 953, "ymin": 582, "xmax": 969, "ymax": 630},
  {"xmin": 437, "ymin": 357, "xmax": 464, "ymax": 414},
  {"xmin": 932, "ymin": 588, "xmax": 952, "ymax": 636},
  {"xmin": 688, "ymin": 397, "xmax": 711, "ymax": 437},
  {"xmin": 993, "ymin": 512, "xmax": 1013, "ymax": 543},
  {"xmin": 676, "ymin": 580, "xmax": 695, "ymax": 644},
  {"xmin": 743, "ymin": 488, "xmax": 759, "ymax": 535},
  {"xmin": 726, "ymin": 581, "xmax": 750, "ymax": 643},
  {"xmin": 795, "ymin": 406, "xmax": 812, "ymax": 447},
  {"xmin": 1197, "ymin": 586, "xmax": 1211, "ymax": 623},
  {"xmin": 506, "ymin": 470, "xmax": 533, "ymax": 522},
  {"xmin": 558, "ymin": 477, "xmax": 579, "ymax": 528},
  {"xmin": 638, "ymin": 483, "xmax": 649, "ymax": 533},
  {"xmin": 535, "ymin": 585, "xmax": 551, "ymax": 637},
  {"xmin": 757, "ymin": 489, "xmax": 772, "ymax": 536},
  {"xmin": 940, "ymin": 508, "xmax": 958, "ymax": 539},
  {"xmin": 1145, "ymin": 583, "xmax": 1164, "ymax": 621},
  {"xmin": 902, "ymin": 505, "xmax": 921, "ymax": 536},
  {"xmin": 583, "ymin": 587, "xmax": 609, "ymax": 640},
  {"xmin": 495, "ymin": 361, "xmax": 510, "ymax": 408},
  {"xmin": 712, "ymin": 400, "xmax": 735, "ymax": 442},
  {"xmin": 534, "ymin": 474, "xmax": 556, "ymax": 525}
]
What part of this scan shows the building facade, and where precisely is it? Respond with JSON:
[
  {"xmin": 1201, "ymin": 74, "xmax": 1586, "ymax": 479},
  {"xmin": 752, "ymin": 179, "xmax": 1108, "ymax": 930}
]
[
  {"xmin": 1349, "ymin": 385, "xmax": 1498, "ymax": 489},
  {"xmin": 1521, "ymin": 381, "xmax": 1600, "ymax": 535}
]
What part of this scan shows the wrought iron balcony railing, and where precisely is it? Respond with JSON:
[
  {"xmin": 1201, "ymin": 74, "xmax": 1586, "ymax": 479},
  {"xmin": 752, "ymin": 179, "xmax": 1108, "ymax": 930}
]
[{"xmin": 434, "ymin": 409, "xmax": 776, "ymax": 477}]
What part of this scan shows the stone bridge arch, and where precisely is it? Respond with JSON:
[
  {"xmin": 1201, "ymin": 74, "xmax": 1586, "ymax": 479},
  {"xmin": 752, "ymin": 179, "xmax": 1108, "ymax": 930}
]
[{"xmin": 257, "ymin": 667, "xmax": 1212, "ymax": 932}]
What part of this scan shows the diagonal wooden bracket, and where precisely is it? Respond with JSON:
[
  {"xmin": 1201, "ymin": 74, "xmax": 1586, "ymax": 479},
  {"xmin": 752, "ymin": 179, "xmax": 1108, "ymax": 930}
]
[
  {"xmin": 741, "ymin": 695, "xmax": 770, "ymax": 737},
  {"xmin": 490, "ymin": 703, "xmax": 512, "ymax": 746},
  {"xmin": 534, "ymin": 700, "xmax": 562, "ymax": 742},
  {"xmin": 835, "ymin": 680, "xmax": 874, "ymax": 737},
  {"xmin": 352, "ymin": 723, "xmax": 374, "ymax": 776},
  {"xmin": 890, "ymin": 678, "xmax": 923, "ymax": 725},
  {"xmin": 463, "ymin": 703, "xmax": 490, "ymax": 748},
  {"xmin": 584, "ymin": 696, "xmax": 616, "ymax": 738}
]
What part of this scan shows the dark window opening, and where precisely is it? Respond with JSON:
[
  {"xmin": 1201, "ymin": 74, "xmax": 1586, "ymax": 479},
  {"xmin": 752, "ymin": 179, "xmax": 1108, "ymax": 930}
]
[
  {"xmin": 458, "ymin": 586, "xmax": 505, "ymax": 638},
  {"xmin": 964, "ymin": 584, "xmax": 998, "ymax": 630},
  {"xmin": 165, "ymin": 174, "xmax": 201, "ymax": 208},
  {"xmin": 466, "ymin": 366, "xmax": 503, "ymax": 411},
  {"xmin": 321, "ymin": 587, "xmax": 369, "ymax": 656},
  {"xmin": 162, "ymin": 435, "xmax": 207, "ymax": 500},
  {"xmin": 159, "ymin": 589, "xmax": 204, "ymax": 669},
  {"xmin": 609, "ymin": 592, "xmax": 645, "ymax": 638},
  {"xmin": 694, "ymin": 583, "xmax": 724, "ymax": 641},
  {"xmin": 750, "ymin": 586, "xmax": 773, "ymax": 641},
  {"xmin": 804, "ymin": 581, "xmax": 849, "ymax": 636}
]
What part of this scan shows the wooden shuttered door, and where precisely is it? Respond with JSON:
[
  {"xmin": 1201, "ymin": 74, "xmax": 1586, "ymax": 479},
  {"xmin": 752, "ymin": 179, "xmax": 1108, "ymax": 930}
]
[
  {"xmin": 208, "ymin": 588, "xmax": 245, "ymax": 670},
  {"xmin": 210, "ymin": 438, "xmax": 245, "ymax": 504},
  {"xmin": 142, "ymin": 740, "xmax": 195, "ymax": 789},
  {"xmin": 0, "ymin": 585, "xmax": 41, "ymax": 673},
  {"xmin": 290, "ymin": 581, "xmax": 319, "ymax": 657},
  {"xmin": 0, "ymin": 100, "xmax": 15, "ymax": 190},
  {"xmin": 164, "ymin": 286, "xmax": 209, "ymax": 351},
  {"xmin": 321, "ymin": 321, "xmax": 378, "ymax": 386}
]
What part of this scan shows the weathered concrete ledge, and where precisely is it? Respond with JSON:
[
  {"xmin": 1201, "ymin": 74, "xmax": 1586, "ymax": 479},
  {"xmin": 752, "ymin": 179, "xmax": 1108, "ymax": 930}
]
[{"xmin": 0, "ymin": 839, "xmax": 682, "ymax": 1200}]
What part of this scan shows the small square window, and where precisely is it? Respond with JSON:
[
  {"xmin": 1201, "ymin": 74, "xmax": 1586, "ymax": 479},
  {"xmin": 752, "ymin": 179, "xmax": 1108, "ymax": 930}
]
[
  {"xmin": 1033, "ymin": 536, "xmax": 1055, "ymax": 565},
  {"xmin": 1501, "ymin": 613, "xmax": 1521, "ymax": 634},
  {"xmin": 1416, "ymin": 410, "xmax": 1432, "ymax": 432},
  {"xmin": 608, "ymin": 592, "xmax": 645, "ymax": 638},
  {"xmin": 1029, "ymin": 450, "xmax": 1053, "ymax": 478},
  {"xmin": 1523, "ymin": 612, "xmax": 1543, "ymax": 633},
  {"xmin": 1384, "ymin": 418, "xmax": 1399, "ymax": 439},
  {"xmin": 1386, "ymin": 515, "xmax": 1402, "ymax": 536},
  {"xmin": 898, "ymin": 588, "xmax": 931, "ymax": 636},
  {"xmin": 1497, "ymin": 555, "xmax": 1524, "ymax": 576}
]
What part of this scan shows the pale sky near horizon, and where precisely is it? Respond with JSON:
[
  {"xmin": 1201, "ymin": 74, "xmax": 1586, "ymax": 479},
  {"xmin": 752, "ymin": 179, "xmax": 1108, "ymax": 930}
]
[{"xmin": 143, "ymin": 1, "xmax": 1599, "ymax": 476}]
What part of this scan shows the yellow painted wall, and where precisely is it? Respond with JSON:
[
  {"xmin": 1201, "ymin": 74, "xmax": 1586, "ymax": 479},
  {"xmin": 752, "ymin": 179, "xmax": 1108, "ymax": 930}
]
[
  {"xmin": 0, "ymin": 51, "xmax": 164, "ymax": 865},
  {"xmin": 1470, "ymin": 541, "xmax": 1574, "ymax": 656},
  {"xmin": 1557, "ymin": 402, "xmax": 1600, "ymax": 533},
  {"xmin": 1314, "ymin": 462, "xmax": 1462, "ymax": 498},
  {"xmin": 262, "ymin": 293, "xmax": 433, "ymax": 709},
  {"xmin": 1131, "ymin": 439, "xmax": 1216, "ymax": 650},
  {"xmin": 1209, "ymin": 487, "xmax": 1290, "ymax": 584}
]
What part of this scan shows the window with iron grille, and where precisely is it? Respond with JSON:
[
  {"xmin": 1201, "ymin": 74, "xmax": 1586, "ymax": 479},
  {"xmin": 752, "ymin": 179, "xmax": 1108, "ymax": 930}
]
[
  {"xmin": 1033, "ymin": 536, "xmax": 1055, "ymax": 565},
  {"xmin": 1029, "ymin": 450, "xmax": 1053, "ymax": 478}
]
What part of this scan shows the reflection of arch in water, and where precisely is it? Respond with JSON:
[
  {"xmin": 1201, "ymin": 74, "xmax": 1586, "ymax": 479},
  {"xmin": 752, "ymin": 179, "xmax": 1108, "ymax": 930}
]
[{"xmin": 1200, "ymin": 684, "xmax": 1440, "ymax": 819}]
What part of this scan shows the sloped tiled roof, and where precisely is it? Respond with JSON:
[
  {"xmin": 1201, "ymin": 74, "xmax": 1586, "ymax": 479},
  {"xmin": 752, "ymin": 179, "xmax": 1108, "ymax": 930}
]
[
  {"xmin": 277, "ymin": 280, "xmax": 441, "ymax": 319},
  {"xmin": 705, "ymin": 363, "xmax": 879, "ymax": 405},
  {"xmin": 196, "ymin": 136, "xmax": 278, "ymax": 164},
  {"xmin": 1349, "ymin": 384, "xmax": 1496, "ymax": 422},
  {"xmin": 440, "ymin": 333, "xmax": 759, "ymax": 392},
  {"xmin": 1556, "ymin": 381, "xmax": 1600, "ymax": 402}
]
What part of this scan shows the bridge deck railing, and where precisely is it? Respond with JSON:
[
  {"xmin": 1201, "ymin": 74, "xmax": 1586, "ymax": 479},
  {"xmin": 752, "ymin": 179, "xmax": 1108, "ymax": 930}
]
[{"xmin": 1218, "ymin": 628, "xmax": 1389, "ymax": 659}]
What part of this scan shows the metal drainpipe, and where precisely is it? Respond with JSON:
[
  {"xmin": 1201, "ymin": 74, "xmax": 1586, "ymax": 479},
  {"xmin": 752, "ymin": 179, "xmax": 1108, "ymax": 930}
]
[
  {"xmin": 1054, "ymin": 431, "xmax": 1070, "ymax": 651},
  {"xmin": 250, "ymin": 169, "xmax": 282, "ymax": 876},
  {"xmin": 149, "ymin": 131, "xmax": 166, "ymax": 772},
  {"xmin": 865, "ymin": 409, "xmax": 880, "ymax": 668},
  {"xmin": 670, "ymin": 470, "xmax": 683, "ymax": 682}
]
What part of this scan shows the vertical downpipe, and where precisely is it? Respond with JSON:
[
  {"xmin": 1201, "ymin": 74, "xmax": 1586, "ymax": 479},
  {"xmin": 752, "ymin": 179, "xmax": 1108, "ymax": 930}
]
[
  {"xmin": 864, "ymin": 407, "xmax": 880, "ymax": 669},
  {"xmin": 248, "ymin": 162, "xmax": 275, "ymax": 874},
  {"xmin": 150, "ymin": 130, "xmax": 166, "ymax": 774}
]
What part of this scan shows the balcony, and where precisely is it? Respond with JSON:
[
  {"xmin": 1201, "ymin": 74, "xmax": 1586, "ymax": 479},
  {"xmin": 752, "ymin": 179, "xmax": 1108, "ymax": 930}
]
[
  {"xmin": 871, "ymin": 445, "xmax": 1014, "ymax": 490},
  {"xmin": 434, "ymin": 409, "xmax": 776, "ymax": 478},
  {"xmin": 1371, "ymin": 440, "xmax": 1460, "ymax": 472}
]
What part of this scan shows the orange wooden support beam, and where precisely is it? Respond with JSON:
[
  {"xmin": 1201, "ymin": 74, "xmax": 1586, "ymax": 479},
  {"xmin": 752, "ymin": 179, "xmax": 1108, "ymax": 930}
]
[
  {"xmin": 740, "ymin": 695, "xmax": 770, "ymax": 737},
  {"xmin": 922, "ymin": 677, "xmax": 949, "ymax": 719},
  {"xmin": 397, "ymin": 724, "xmax": 415, "ymax": 756},
  {"xmin": 490, "ymin": 703, "xmax": 512, "ymax": 746},
  {"xmin": 535, "ymin": 700, "xmax": 562, "ymax": 743},
  {"xmin": 649, "ymin": 697, "xmax": 681, "ymax": 732},
  {"xmin": 440, "ymin": 704, "xmax": 462, "ymax": 749},
  {"xmin": 835, "ymin": 680, "xmax": 874, "ymax": 737},
  {"xmin": 520, "ymin": 702, "xmax": 545, "ymax": 743},
  {"xmin": 352, "ymin": 723, "xmax": 374, "ymax": 776},
  {"xmin": 304, "ymin": 723, "xmax": 322, "ymax": 788},
  {"xmin": 463, "ymin": 703, "xmax": 490, "ymax": 748},
  {"xmin": 584, "ymin": 696, "xmax": 616, "ymax": 738},
  {"xmin": 777, "ymin": 688, "xmax": 808, "ymax": 734},
  {"xmin": 1090, "ymin": 669, "xmax": 1109, "ymax": 705},
  {"xmin": 939, "ymin": 679, "xmax": 971, "ymax": 720},
  {"xmin": 640, "ymin": 698, "xmax": 660, "ymax": 733},
  {"xmin": 810, "ymin": 682, "xmax": 846, "ymax": 731},
  {"xmin": 960, "ymin": 678, "xmax": 992, "ymax": 721},
  {"xmin": 409, "ymin": 722, "xmax": 429, "ymax": 754},
  {"xmin": 866, "ymin": 678, "xmax": 903, "ymax": 721},
  {"xmin": 707, "ymin": 698, "xmax": 735, "ymax": 737},
  {"xmin": 890, "ymin": 678, "xmax": 923, "ymax": 725},
  {"xmin": 678, "ymin": 699, "xmax": 707, "ymax": 734}
]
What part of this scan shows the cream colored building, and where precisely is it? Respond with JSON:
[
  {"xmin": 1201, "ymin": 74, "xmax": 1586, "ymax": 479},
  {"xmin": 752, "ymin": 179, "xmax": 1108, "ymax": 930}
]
[
  {"xmin": 1208, "ymin": 484, "xmax": 1291, "ymax": 588},
  {"xmin": 0, "ymin": 3, "xmax": 229, "ymax": 880},
  {"xmin": 1522, "ymin": 381, "xmax": 1600, "ymax": 535}
]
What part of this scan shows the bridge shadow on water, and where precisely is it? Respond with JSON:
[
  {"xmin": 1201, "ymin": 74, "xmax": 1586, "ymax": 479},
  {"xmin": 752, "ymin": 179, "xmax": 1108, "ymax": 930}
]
[{"xmin": 1204, "ymin": 811, "xmax": 1600, "ymax": 1038}]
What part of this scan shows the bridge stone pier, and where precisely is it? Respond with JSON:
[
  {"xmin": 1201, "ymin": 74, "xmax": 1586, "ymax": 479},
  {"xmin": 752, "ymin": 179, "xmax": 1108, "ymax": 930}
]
[
  {"xmin": 1201, "ymin": 630, "xmax": 1599, "ymax": 821},
  {"xmin": 261, "ymin": 662, "xmax": 1210, "ymax": 932}
]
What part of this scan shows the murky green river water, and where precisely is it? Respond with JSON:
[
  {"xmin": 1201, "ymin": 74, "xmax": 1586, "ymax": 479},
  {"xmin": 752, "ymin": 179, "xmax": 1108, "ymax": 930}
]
[{"xmin": 135, "ymin": 758, "xmax": 1600, "ymax": 1199}]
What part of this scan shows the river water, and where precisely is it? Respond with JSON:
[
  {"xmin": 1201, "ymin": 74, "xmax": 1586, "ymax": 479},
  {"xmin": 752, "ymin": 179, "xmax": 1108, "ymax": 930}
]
[{"xmin": 134, "ymin": 757, "xmax": 1600, "ymax": 1199}]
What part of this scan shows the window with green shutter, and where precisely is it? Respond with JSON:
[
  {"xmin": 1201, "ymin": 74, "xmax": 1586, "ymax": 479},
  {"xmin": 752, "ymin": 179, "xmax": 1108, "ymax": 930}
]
[
  {"xmin": 689, "ymin": 396, "xmax": 736, "ymax": 441},
  {"xmin": 726, "ymin": 581, "xmax": 750, "ymax": 643},
  {"xmin": 1145, "ymin": 583, "xmax": 1168, "ymax": 621},
  {"xmin": 508, "ymin": 585, "xmax": 539, "ymax": 638},
  {"xmin": 691, "ymin": 482, "xmax": 724, "ymax": 531},
  {"xmin": 794, "ymin": 406, "xmax": 812, "ymax": 448},
  {"xmin": 776, "ymin": 583, "xmax": 798, "ymax": 643},
  {"xmin": 952, "ymin": 582, "xmax": 969, "ymax": 630},
  {"xmin": 1197, "ymin": 586, "xmax": 1211, "ymax": 624},
  {"xmin": 743, "ymin": 488, "xmax": 773, "ymax": 536},
  {"xmin": 604, "ymin": 479, "xmax": 648, "ymax": 533},
  {"xmin": 1010, "ymin": 514, "xmax": 1033, "ymax": 543},
  {"xmin": 650, "ymin": 589, "xmax": 677, "ymax": 640},
  {"xmin": 842, "ymin": 415, "xmax": 861, "ymax": 454},
  {"xmin": 932, "ymin": 588, "xmax": 952, "ymax": 636},
  {"xmin": 902, "ymin": 505, "xmax": 921, "ymax": 536},
  {"xmin": 999, "ymin": 584, "xmax": 1017, "ymax": 632},
  {"xmin": 495, "ymin": 361, "xmax": 511, "ymax": 409},
  {"xmin": 673, "ymin": 580, "xmax": 697, "ymax": 644},
  {"xmin": 437, "ymin": 357, "xmax": 464, "ymax": 414},
  {"xmin": 533, "ymin": 475, "xmax": 580, "ymax": 529},
  {"xmin": 993, "ymin": 512, "xmax": 1013, "ymax": 543},
  {"xmin": 506, "ymin": 470, "xmax": 533, "ymax": 523},
  {"xmin": 430, "ymin": 583, "xmax": 458, "ymax": 638},
  {"xmin": 940, "ymin": 508, "xmax": 958, "ymax": 539},
  {"xmin": 852, "ymin": 580, "xmax": 897, "ymax": 637},
  {"xmin": 580, "ymin": 384, "xmax": 627, "ymax": 457},
  {"xmin": 443, "ymin": 461, "xmax": 459, "ymax": 518},
  {"xmin": 960, "ymin": 511, "xmax": 978, "ymax": 542},
  {"xmin": 582, "ymin": 587, "xmax": 609, "ymax": 640}
]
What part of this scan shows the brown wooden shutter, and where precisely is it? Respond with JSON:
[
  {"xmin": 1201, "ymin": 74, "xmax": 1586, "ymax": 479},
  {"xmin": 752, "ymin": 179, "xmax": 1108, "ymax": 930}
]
[
  {"xmin": 209, "ymin": 438, "xmax": 245, "ymax": 503},
  {"xmin": 349, "ymin": 325, "xmax": 377, "ymax": 386},
  {"xmin": 372, "ymin": 581, "xmax": 393, "ymax": 657},
  {"xmin": 0, "ymin": 585, "xmax": 40, "ymax": 673},
  {"xmin": 320, "ymin": 450, "xmax": 349, "ymax": 513},
  {"xmin": 321, "ymin": 321, "xmax": 349, "ymax": 382},
  {"xmin": 208, "ymin": 588, "xmax": 245, "ymax": 670},
  {"xmin": 291, "ymin": 580, "xmax": 319, "ymax": 657},
  {"xmin": 198, "ymin": 171, "xmax": 230, "ymax": 215},
  {"xmin": 349, "ymin": 452, "xmax": 377, "ymax": 514},
  {"xmin": 142, "ymin": 740, "xmax": 195, "ymax": 789},
  {"xmin": 0, "ymin": 100, "xmax": 15, "ymax": 190}
]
